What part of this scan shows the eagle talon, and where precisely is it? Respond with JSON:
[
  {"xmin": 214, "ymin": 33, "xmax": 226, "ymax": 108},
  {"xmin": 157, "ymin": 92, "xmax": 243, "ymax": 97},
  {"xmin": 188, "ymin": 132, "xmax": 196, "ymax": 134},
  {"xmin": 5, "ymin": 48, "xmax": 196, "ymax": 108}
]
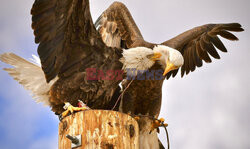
[
  {"xmin": 129, "ymin": 113, "xmax": 142, "ymax": 121},
  {"xmin": 134, "ymin": 116, "xmax": 140, "ymax": 121},
  {"xmin": 150, "ymin": 117, "xmax": 168, "ymax": 133},
  {"xmin": 159, "ymin": 118, "xmax": 165, "ymax": 123},
  {"xmin": 60, "ymin": 101, "xmax": 90, "ymax": 120}
]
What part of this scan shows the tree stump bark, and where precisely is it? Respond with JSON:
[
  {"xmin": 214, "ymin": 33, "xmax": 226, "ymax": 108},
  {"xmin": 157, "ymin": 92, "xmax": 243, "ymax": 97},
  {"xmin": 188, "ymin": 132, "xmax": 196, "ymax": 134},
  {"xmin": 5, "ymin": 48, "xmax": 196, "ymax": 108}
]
[{"xmin": 59, "ymin": 110, "xmax": 139, "ymax": 149}]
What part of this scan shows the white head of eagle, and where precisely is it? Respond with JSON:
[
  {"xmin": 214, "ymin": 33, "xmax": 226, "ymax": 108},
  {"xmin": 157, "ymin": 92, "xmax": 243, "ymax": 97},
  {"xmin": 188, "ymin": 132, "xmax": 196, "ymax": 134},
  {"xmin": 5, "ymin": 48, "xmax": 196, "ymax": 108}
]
[{"xmin": 121, "ymin": 45, "xmax": 184, "ymax": 76}]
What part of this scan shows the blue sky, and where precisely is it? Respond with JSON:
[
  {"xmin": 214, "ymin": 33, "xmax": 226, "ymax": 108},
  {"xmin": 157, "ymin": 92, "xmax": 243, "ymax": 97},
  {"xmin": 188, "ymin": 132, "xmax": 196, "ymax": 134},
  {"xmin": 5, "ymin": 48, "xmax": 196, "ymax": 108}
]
[{"xmin": 0, "ymin": 0, "xmax": 250, "ymax": 149}]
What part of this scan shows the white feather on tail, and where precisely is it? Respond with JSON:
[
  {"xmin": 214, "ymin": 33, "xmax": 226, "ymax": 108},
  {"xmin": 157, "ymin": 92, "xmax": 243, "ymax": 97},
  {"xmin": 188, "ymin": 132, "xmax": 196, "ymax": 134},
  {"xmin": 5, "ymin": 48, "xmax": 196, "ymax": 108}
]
[{"xmin": 0, "ymin": 53, "xmax": 57, "ymax": 106}]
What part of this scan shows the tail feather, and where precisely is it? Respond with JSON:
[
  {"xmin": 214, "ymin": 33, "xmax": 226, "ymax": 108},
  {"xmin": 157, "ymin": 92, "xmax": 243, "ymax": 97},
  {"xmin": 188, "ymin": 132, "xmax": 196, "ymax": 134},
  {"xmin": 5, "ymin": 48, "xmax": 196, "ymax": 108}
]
[{"xmin": 0, "ymin": 53, "xmax": 56, "ymax": 106}]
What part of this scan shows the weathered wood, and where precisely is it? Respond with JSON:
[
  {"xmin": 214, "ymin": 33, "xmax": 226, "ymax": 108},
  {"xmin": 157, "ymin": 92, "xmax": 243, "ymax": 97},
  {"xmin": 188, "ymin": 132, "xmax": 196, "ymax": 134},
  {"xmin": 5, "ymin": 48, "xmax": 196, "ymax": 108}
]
[{"xmin": 59, "ymin": 110, "xmax": 139, "ymax": 149}]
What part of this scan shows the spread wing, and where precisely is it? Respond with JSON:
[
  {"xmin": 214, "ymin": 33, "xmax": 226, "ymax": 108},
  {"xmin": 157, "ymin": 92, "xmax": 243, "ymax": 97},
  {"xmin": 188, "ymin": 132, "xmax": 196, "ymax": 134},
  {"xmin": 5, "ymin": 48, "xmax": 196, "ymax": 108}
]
[
  {"xmin": 31, "ymin": 0, "xmax": 124, "ymax": 110},
  {"xmin": 162, "ymin": 23, "xmax": 244, "ymax": 78},
  {"xmin": 0, "ymin": 53, "xmax": 56, "ymax": 106},
  {"xmin": 31, "ymin": 0, "xmax": 121, "ymax": 82},
  {"xmin": 95, "ymin": 2, "xmax": 149, "ymax": 49}
]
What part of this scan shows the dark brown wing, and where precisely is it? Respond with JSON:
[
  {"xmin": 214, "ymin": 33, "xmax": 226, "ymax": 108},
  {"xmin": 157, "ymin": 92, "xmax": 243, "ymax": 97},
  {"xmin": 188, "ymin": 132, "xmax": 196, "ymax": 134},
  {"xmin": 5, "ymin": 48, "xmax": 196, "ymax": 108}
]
[
  {"xmin": 162, "ymin": 23, "xmax": 244, "ymax": 78},
  {"xmin": 95, "ymin": 2, "xmax": 147, "ymax": 49},
  {"xmin": 31, "ymin": 0, "xmax": 118, "ymax": 82},
  {"xmin": 31, "ymin": 0, "xmax": 124, "ymax": 111}
]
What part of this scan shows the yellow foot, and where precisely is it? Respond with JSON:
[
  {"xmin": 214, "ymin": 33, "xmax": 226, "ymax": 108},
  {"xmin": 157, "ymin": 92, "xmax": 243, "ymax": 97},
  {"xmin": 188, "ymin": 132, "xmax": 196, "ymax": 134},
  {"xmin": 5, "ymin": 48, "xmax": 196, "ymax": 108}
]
[
  {"xmin": 128, "ymin": 113, "xmax": 140, "ymax": 121},
  {"xmin": 134, "ymin": 116, "xmax": 140, "ymax": 121},
  {"xmin": 150, "ymin": 117, "xmax": 168, "ymax": 133},
  {"xmin": 59, "ymin": 102, "xmax": 89, "ymax": 121}
]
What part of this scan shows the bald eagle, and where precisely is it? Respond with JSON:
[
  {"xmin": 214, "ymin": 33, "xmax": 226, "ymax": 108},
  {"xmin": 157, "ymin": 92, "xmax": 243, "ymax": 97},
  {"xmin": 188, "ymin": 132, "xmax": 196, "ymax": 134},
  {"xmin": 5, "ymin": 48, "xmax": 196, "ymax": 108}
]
[
  {"xmin": 95, "ymin": 2, "xmax": 243, "ymax": 149},
  {"xmin": 0, "ymin": 0, "xmax": 243, "ymax": 149}
]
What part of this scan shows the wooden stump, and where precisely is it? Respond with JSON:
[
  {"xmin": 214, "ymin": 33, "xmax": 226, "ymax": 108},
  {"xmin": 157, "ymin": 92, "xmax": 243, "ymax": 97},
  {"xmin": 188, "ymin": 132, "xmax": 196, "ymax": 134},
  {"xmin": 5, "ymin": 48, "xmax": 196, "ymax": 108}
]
[{"xmin": 59, "ymin": 110, "xmax": 139, "ymax": 149}]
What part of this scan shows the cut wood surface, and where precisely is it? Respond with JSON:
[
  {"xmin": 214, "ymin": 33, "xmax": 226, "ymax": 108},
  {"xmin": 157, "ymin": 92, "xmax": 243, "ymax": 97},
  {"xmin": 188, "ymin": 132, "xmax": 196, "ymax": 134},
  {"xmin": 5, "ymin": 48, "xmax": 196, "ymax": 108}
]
[{"xmin": 59, "ymin": 110, "xmax": 139, "ymax": 149}]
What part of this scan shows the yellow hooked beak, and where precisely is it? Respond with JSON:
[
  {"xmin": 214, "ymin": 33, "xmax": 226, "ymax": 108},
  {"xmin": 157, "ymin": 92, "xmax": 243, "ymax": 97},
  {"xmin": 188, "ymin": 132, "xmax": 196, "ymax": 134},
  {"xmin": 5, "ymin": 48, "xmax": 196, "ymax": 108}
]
[
  {"xmin": 163, "ymin": 62, "xmax": 177, "ymax": 76},
  {"xmin": 150, "ymin": 52, "xmax": 162, "ymax": 61}
]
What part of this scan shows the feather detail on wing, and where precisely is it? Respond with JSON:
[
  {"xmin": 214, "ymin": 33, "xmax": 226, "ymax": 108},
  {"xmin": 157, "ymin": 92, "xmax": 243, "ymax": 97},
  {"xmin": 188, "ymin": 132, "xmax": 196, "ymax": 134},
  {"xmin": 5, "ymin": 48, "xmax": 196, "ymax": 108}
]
[
  {"xmin": 162, "ymin": 23, "xmax": 244, "ymax": 79},
  {"xmin": 31, "ymin": 0, "xmax": 123, "ymax": 110},
  {"xmin": 0, "ymin": 53, "xmax": 57, "ymax": 106},
  {"xmin": 95, "ymin": 2, "xmax": 145, "ymax": 48},
  {"xmin": 31, "ymin": 0, "xmax": 103, "ymax": 82},
  {"xmin": 29, "ymin": 54, "xmax": 41, "ymax": 67}
]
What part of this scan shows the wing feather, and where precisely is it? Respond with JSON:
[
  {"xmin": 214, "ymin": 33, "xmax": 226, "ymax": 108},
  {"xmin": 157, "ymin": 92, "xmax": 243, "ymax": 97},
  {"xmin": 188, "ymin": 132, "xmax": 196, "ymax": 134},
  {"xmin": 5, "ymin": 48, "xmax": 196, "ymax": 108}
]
[
  {"xmin": 29, "ymin": 0, "xmax": 123, "ymax": 110},
  {"xmin": 184, "ymin": 49, "xmax": 191, "ymax": 75},
  {"xmin": 188, "ymin": 45, "xmax": 195, "ymax": 72},
  {"xmin": 162, "ymin": 23, "xmax": 243, "ymax": 77},
  {"xmin": 31, "ymin": 0, "xmax": 103, "ymax": 82},
  {"xmin": 218, "ymin": 30, "xmax": 239, "ymax": 40},
  {"xmin": 95, "ymin": 2, "xmax": 144, "ymax": 48},
  {"xmin": 0, "ymin": 53, "xmax": 57, "ymax": 106}
]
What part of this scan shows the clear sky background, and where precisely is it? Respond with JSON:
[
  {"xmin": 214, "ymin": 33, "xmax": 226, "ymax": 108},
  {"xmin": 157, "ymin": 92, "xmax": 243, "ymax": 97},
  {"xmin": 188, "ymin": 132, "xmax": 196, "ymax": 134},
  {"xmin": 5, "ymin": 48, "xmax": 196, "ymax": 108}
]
[{"xmin": 0, "ymin": 0, "xmax": 249, "ymax": 149}]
